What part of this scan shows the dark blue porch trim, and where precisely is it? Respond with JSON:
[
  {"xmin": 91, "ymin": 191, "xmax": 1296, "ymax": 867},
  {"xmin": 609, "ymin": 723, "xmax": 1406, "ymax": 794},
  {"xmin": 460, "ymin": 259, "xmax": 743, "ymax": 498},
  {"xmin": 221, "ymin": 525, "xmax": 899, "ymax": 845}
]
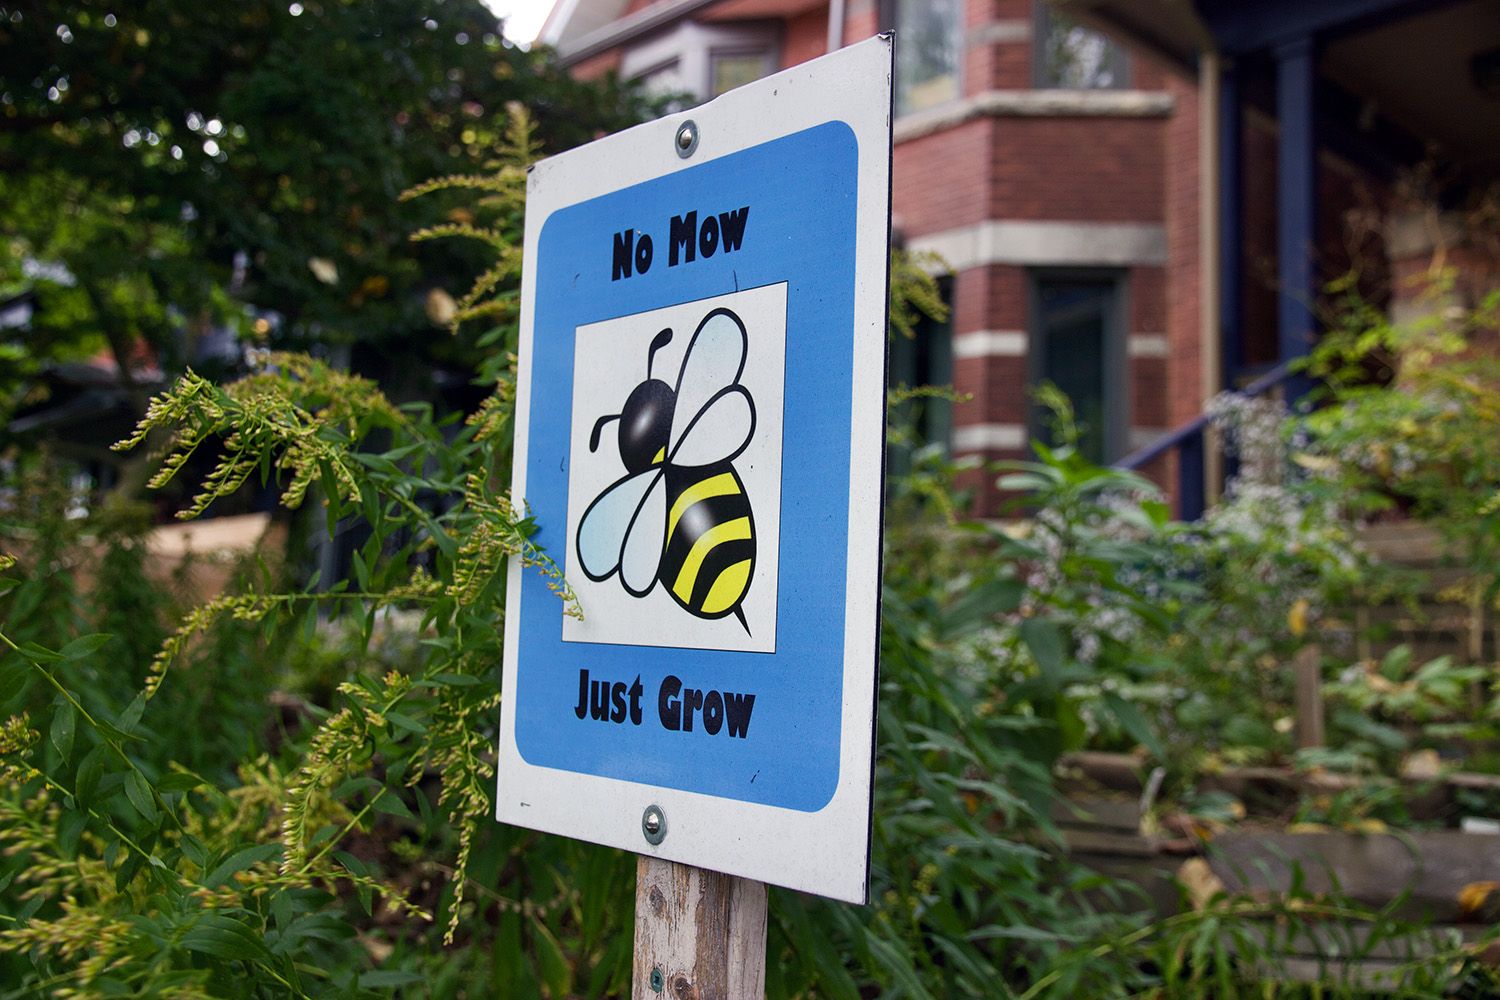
[
  {"xmin": 1217, "ymin": 61, "xmax": 1242, "ymax": 389},
  {"xmin": 1275, "ymin": 36, "xmax": 1317, "ymax": 403},
  {"xmin": 1197, "ymin": 0, "xmax": 1451, "ymax": 55}
]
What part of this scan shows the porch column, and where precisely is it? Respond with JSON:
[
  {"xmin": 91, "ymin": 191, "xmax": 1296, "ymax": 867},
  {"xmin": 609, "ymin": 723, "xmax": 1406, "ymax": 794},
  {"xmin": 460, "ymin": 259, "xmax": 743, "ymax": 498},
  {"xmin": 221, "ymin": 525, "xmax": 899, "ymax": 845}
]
[
  {"xmin": 1275, "ymin": 36, "xmax": 1316, "ymax": 402},
  {"xmin": 1217, "ymin": 59, "xmax": 1242, "ymax": 390}
]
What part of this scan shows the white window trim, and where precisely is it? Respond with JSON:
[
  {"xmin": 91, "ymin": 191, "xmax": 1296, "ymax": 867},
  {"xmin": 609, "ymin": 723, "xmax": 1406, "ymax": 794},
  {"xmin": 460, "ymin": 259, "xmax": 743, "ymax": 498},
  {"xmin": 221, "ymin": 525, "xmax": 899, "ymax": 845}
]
[{"xmin": 622, "ymin": 21, "xmax": 781, "ymax": 106}]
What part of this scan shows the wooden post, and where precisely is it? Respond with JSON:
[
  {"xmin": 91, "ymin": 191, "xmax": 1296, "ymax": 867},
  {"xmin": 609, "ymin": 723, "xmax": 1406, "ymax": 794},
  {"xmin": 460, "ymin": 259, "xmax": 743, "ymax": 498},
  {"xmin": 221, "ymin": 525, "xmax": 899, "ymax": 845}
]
[
  {"xmin": 1293, "ymin": 644, "xmax": 1324, "ymax": 750},
  {"xmin": 633, "ymin": 857, "xmax": 767, "ymax": 1000}
]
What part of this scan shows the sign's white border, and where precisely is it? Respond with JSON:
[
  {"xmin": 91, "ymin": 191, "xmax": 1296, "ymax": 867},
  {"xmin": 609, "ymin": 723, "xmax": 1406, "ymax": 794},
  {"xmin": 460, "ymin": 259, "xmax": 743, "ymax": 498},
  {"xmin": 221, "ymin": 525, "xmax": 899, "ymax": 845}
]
[{"xmin": 497, "ymin": 35, "xmax": 892, "ymax": 904}]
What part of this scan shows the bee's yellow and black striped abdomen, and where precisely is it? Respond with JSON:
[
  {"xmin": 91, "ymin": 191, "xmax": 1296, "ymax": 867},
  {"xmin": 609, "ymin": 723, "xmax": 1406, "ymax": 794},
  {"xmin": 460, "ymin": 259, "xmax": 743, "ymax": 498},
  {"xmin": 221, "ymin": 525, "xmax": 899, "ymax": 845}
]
[{"xmin": 661, "ymin": 465, "xmax": 755, "ymax": 621}]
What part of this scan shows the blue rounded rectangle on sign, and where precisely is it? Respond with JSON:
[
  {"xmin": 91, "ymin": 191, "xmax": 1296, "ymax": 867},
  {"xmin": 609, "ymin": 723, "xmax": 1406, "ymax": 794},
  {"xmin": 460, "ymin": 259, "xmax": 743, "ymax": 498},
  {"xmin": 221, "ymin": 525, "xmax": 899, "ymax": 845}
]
[{"xmin": 515, "ymin": 121, "xmax": 859, "ymax": 813}]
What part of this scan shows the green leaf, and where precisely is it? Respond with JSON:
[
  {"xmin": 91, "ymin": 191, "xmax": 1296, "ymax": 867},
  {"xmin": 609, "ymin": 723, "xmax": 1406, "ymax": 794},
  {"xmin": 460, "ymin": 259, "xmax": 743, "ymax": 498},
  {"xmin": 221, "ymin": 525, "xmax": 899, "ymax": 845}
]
[
  {"xmin": 1101, "ymin": 691, "xmax": 1162, "ymax": 758},
  {"xmin": 428, "ymin": 672, "xmax": 484, "ymax": 687},
  {"xmin": 123, "ymin": 770, "xmax": 157, "ymax": 822},
  {"xmin": 335, "ymin": 851, "xmax": 373, "ymax": 916},
  {"xmin": 1020, "ymin": 618, "xmax": 1066, "ymax": 675},
  {"xmin": 50, "ymin": 698, "xmax": 76, "ymax": 760},
  {"xmin": 157, "ymin": 770, "xmax": 206, "ymax": 794},
  {"xmin": 320, "ymin": 462, "xmax": 342, "ymax": 540},
  {"xmin": 359, "ymin": 971, "xmax": 425, "ymax": 987},
  {"xmin": 204, "ymin": 844, "xmax": 283, "ymax": 888},
  {"xmin": 18, "ymin": 641, "xmax": 62, "ymax": 663},
  {"xmin": 57, "ymin": 808, "xmax": 87, "ymax": 857},
  {"xmin": 531, "ymin": 920, "xmax": 573, "ymax": 999},
  {"xmin": 384, "ymin": 711, "xmax": 426, "ymax": 736},
  {"xmin": 74, "ymin": 745, "xmax": 107, "ymax": 804},
  {"xmin": 941, "ymin": 579, "xmax": 1023, "ymax": 637},
  {"xmin": 180, "ymin": 834, "xmax": 208, "ymax": 868},
  {"xmin": 180, "ymin": 914, "xmax": 273, "ymax": 962},
  {"xmin": 60, "ymin": 633, "xmax": 112, "ymax": 660},
  {"xmin": 333, "ymin": 776, "xmax": 382, "ymax": 800},
  {"xmin": 116, "ymin": 693, "xmax": 147, "ymax": 736},
  {"xmin": 370, "ymin": 794, "xmax": 416, "ymax": 821}
]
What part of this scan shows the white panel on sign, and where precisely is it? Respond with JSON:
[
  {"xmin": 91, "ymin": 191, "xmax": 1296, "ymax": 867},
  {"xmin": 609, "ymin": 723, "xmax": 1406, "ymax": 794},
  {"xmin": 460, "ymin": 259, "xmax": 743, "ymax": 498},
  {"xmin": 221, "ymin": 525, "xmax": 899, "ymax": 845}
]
[
  {"xmin": 498, "ymin": 35, "xmax": 892, "ymax": 905},
  {"xmin": 564, "ymin": 284, "xmax": 785, "ymax": 653}
]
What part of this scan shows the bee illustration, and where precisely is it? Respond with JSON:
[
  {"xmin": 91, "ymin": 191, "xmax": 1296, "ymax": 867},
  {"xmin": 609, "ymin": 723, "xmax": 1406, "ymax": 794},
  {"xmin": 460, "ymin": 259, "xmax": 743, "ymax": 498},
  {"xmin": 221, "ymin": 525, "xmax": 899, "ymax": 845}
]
[{"xmin": 575, "ymin": 307, "xmax": 758, "ymax": 633}]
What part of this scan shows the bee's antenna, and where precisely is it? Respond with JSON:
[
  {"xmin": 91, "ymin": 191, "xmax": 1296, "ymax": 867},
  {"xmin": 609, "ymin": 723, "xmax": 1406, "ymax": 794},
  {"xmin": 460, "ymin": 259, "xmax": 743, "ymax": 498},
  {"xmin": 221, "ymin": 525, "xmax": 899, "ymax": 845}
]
[
  {"xmin": 732, "ymin": 606, "xmax": 750, "ymax": 635},
  {"xmin": 589, "ymin": 414, "xmax": 620, "ymax": 452},
  {"xmin": 647, "ymin": 328, "xmax": 673, "ymax": 379}
]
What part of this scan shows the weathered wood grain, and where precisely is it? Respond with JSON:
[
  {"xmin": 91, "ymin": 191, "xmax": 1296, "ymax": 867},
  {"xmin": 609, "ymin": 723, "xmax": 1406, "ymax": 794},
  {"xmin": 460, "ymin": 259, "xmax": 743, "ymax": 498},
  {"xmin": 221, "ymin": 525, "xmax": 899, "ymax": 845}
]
[
  {"xmin": 1293, "ymin": 644, "xmax": 1324, "ymax": 750},
  {"xmin": 633, "ymin": 857, "xmax": 767, "ymax": 1000}
]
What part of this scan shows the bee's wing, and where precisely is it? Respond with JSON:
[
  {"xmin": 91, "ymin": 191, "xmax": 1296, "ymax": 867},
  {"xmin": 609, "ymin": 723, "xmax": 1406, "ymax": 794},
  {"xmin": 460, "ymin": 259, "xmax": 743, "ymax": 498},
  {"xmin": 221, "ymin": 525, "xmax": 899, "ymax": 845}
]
[
  {"xmin": 618, "ymin": 471, "xmax": 667, "ymax": 597},
  {"xmin": 667, "ymin": 384, "xmax": 755, "ymax": 468},
  {"xmin": 670, "ymin": 308, "xmax": 747, "ymax": 453},
  {"xmin": 575, "ymin": 469, "xmax": 662, "ymax": 583}
]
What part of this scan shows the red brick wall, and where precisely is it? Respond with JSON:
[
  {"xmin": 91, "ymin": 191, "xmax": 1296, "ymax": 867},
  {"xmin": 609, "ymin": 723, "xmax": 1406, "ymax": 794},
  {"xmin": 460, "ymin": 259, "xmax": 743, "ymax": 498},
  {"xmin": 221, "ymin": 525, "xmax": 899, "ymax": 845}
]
[
  {"xmin": 565, "ymin": 0, "xmax": 1202, "ymax": 517},
  {"xmin": 842, "ymin": 0, "xmax": 879, "ymax": 41},
  {"xmin": 571, "ymin": 49, "xmax": 623, "ymax": 81},
  {"xmin": 893, "ymin": 120, "xmax": 995, "ymax": 235},
  {"xmin": 988, "ymin": 117, "xmax": 1164, "ymax": 222},
  {"xmin": 1158, "ymin": 69, "xmax": 1201, "ymax": 511},
  {"xmin": 781, "ymin": 8, "xmax": 828, "ymax": 69}
]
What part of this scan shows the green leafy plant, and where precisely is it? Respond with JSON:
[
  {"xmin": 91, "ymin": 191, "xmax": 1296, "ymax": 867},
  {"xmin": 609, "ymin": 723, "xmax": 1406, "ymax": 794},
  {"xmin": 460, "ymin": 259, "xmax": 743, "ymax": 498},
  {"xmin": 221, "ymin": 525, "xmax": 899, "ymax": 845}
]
[{"xmin": 7, "ymin": 101, "xmax": 1500, "ymax": 1000}]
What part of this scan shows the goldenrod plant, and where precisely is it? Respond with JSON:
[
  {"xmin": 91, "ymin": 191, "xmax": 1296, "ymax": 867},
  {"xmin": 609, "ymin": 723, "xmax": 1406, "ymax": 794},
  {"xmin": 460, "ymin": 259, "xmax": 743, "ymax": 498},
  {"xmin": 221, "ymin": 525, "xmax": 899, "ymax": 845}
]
[{"xmin": 3, "ymin": 108, "xmax": 1498, "ymax": 998}]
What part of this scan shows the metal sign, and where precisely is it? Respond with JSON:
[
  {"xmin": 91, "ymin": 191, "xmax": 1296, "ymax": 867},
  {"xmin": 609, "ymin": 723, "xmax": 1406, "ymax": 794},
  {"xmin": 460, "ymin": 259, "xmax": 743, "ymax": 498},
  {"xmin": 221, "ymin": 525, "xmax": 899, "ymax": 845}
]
[{"xmin": 497, "ymin": 36, "xmax": 892, "ymax": 904}]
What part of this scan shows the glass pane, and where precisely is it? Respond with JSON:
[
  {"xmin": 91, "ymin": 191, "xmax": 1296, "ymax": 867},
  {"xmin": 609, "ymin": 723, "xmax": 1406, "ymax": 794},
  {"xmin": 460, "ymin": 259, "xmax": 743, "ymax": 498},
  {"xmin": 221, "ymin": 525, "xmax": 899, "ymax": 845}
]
[
  {"xmin": 887, "ymin": 283, "xmax": 954, "ymax": 480},
  {"xmin": 1039, "ymin": 7, "xmax": 1127, "ymax": 89},
  {"xmin": 636, "ymin": 60, "xmax": 688, "ymax": 111},
  {"xmin": 895, "ymin": 0, "xmax": 960, "ymax": 115},
  {"xmin": 1037, "ymin": 279, "xmax": 1113, "ymax": 463},
  {"xmin": 711, "ymin": 52, "xmax": 768, "ymax": 97}
]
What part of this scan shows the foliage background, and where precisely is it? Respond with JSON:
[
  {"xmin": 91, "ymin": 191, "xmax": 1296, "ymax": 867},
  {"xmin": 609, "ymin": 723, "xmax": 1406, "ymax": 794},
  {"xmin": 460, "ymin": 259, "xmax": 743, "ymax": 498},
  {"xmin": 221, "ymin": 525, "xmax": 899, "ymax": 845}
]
[{"xmin": 2, "ymin": 8, "xmax": 1499, "ymax": 997}]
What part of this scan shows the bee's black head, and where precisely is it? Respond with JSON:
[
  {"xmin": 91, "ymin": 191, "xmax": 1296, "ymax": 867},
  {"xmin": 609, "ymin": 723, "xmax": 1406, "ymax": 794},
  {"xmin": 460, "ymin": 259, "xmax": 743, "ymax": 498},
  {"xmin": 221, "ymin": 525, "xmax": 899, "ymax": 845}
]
[
  {"xmin": 588, "ymin": 327, "xmax": 678, "ymax": 472},
  {"xmin": 617, "ymin": 378, "xmax": 675, "ymax": 473}
]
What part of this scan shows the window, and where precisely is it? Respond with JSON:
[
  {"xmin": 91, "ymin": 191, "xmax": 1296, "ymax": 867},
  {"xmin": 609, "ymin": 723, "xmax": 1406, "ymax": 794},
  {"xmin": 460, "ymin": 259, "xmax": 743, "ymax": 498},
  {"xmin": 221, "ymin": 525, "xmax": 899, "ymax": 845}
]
[
  {"xmin": 711, "ymin": 51, "xmax": 774, "ymax": 98},
  {"xmin": 1030, "ymin": 272, "xmax": 1126, "ymax": 464},
  {"xmin": 622, "ymin": 22, "xmax": 780, "ymax": 112},
  {"xmin": 886, "ymin": 0, "xmax": 962, "ymax": 116},
  {"xmin": 635, "ymin": 60, "xmax": 689, "ymax": 111},
  {"xmin": 1035, "ymin": 2, "xmax": 1129, "ymax": 89},
  {"xmin": 887, "ymin": 279, "xmax": 954, "ymax": 478}
]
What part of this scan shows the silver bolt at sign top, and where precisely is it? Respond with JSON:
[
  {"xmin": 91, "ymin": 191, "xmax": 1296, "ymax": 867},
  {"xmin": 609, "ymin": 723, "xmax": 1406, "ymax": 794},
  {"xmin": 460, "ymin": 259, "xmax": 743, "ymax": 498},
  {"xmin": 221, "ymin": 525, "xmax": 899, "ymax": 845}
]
[
  {"xmin": 675, "ymin": 120, "xmax": 698, "ymax": 159},
  {"xmin": 642, "ymin": 804, "xmax": 667, "ymax": 844}
]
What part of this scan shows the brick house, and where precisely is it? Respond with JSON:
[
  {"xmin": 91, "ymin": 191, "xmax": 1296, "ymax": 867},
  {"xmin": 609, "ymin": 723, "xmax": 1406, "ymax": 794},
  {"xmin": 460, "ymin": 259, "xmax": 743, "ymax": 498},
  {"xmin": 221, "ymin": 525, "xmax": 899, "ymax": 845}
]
[{"xmin": 538, "ymin": 0, "xmax": 1500, "ymax": 515}]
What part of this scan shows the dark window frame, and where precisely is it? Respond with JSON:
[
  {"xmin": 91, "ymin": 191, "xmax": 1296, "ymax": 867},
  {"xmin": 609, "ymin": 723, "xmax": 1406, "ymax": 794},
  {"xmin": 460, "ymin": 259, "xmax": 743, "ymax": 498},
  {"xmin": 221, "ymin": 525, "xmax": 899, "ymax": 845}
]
[
  {"xmin": 1026, "ymin": 268, "xmax": 1130, "ymax": 463},
  {"xmin": 887, "ymin": 275, "xmax": 955, "ymax": 479}
]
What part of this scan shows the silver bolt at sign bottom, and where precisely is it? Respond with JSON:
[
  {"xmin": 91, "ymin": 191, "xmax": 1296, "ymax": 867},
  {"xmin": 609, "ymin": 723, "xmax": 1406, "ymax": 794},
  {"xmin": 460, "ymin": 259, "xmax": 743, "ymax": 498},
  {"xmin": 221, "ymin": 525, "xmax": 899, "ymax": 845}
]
[
  {"xmin": 650, "ymin": 966, "xmax": 665, "ymax": 993},
  {"xmin": 642, "ymin": 804, "xmax": 667, "ymax": 844}
]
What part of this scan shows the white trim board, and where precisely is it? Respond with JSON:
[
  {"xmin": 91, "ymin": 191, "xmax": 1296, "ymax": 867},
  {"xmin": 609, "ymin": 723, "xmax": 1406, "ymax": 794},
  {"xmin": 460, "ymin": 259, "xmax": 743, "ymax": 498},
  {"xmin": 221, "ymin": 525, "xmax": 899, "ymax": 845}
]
[
  {"xmin": 952, "ymin": 423, "xmax": 1027, "ymax": 452},
  {"xmin": 1128, "ymin": 427, "xmax": 1170, "ymax": 450},
  {"xmin": 953, "ymin": 329, "xmax": 1027, "ymax": 358},
  {"xmin": 894, "ymin": 89, "xmax": 1174, "ymax": 142},
  {"xmin": 954, "ymin": 331, "xmax": 1171, "ymax": 361},
  {"xmin": 1127, "ymin": 333, "xmax": 1170, "ymax": 358},
  {"xmin": 910, "ymin": 220, "xmax": 1168, "ymax": 272}
]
